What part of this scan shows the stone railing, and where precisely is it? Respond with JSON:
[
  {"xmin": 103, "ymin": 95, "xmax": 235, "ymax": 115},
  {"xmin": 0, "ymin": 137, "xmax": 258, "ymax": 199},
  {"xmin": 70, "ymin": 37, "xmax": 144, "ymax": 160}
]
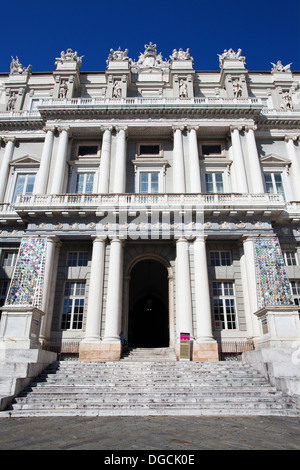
[
  {"xmin": 14, "ymin": 192, "xmax": 284, "ymax": 210},
  {"xmin": 38, "ymin": 97, "xmax": 262, "ymax": 107}
]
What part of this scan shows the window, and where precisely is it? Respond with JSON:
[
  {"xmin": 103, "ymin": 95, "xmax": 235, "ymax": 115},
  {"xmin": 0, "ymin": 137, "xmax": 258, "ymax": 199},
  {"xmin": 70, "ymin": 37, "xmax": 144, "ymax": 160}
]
[
  {"xmin": 1, "ymin": 251, "xmax": 18, "ymax": 267},
  {"xmin": 212, "ymin": 281, "xmax": 237, "ymax": 330},
  {"xmin": 139, "ymin": 172, "xmax": 159, "ymax": 193},
  {"xmin": 75, "ymin": 173, "xmax": 94, "ymax": 194},
  {"xmin": 0, "ymin": 280, "xmax": 9, "ymax": 308},
  {"xmin": 12, "ymin": 173, "xmax": 36, "ymax": 202},
  {"xmin": 205, "ymin": 173, "xmax": 224, "ymax": 193},
  {"xmin": 137, "ymin": 142, "xmax": 162, "ymax": 158},
  {"xmin": 77, "ymin": 145, "xmax": 99, "ymax": 157},
  {"xmin": 201, "ymin": 144, "xmax": 222, "ymax": 156},
  {"xmin": 283, "ymin": 251, "xmax": 297, "ymax": 266},
  {"xmin": 263, "ymin": 173, "xmax": 284, "ymax": 195},
  {"xmin": 210, "ymin": 251, "xmax": 232, "ymax": 266},
  {"xmin": 60, "ymin": 281, "xmax": 85, "ymax": 330},
  {"xmin": 67, "ymin": 252, "xmax": 89, "ymax": 267}
]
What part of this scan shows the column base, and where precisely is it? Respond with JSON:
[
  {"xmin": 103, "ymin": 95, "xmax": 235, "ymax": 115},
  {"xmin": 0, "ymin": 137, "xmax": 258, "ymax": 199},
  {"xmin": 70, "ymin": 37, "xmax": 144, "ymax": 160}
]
[{"xmin": 79, "ymin": 342, "xmax": 122, "ymax": 362}]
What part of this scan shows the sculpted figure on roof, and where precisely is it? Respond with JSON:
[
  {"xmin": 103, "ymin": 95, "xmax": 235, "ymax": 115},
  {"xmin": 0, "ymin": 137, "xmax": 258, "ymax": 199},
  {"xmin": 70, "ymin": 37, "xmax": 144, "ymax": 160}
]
[
  {"xmin": 55, "ymin": 49, "xmax": 84, "ymax": 67},
  {"xmin": 218, "ymin": 48, "xmax": 246, "ymax": 67},
  {"xmin": 10, "ymin": 56, "xmax": 32, "ymax": 75}
]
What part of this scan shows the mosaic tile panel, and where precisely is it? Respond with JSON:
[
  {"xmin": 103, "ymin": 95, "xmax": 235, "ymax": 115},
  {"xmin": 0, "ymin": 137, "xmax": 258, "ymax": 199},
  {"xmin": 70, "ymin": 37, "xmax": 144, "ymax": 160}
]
[
  {"xmin": 254, "ymin": 237, "xmax": 294, "ymax": 308},
  {"xmin": 6, "ymin": 237, "xmax": 47, "ymax": 308}
]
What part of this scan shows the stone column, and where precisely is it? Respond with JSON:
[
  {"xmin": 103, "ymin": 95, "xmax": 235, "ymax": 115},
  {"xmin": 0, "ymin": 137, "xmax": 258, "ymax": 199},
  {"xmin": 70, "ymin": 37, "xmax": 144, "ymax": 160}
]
[
  {"xmin": 285, "ymin": 135, "xmax": 300, "ymax": 200},
  {"xmin": 50, "ymin": 127, "xmax": 70, "ymax": 194},
  {"xmin": 245, "ymin": 126, "xmax": 264, "ymax": 194},
  {"xmin": 39, "ymin": 235, "xmax": 61, "ymax": 342},
  {"xmin": 101, "ymin": 237, "xmax": 124, "ymax": 360},
  {"xmin": 0, "ymin": 137, "xmax": 15, "ymax": 202},
  {"xmin": 79, "ymin": 236, "xmax": 106, "ymax": 361},
  {"xmin": 175, "ymin": 237, "xmax": 193, "ymax": 357},
  {"xmin": 193, "ymin": 236, "xmax": 218, "ymax": 360},
  {"xmin": 173, "ymin": 126, "xmax": 186, "ymax": 193},
  {"xmin": 113, "ymin": 127, "xmax": 127, "ymax": 193},
  {"xmin": 187, "ymin": 126, "xmax": 201, "ymax": 193},
  {"xmin": 98, "ymin": 126, "xmax": 113, "ymax": 193},
  {"xmin": 241, "ymin": 235, "xmax": 261, "ymax": 338},
  {"xmin": 230, "ymin": 126, "xmax": 248, "ymax": 193},
  {"xmin": 34, "ymin": 127, "xmax": 55, "ymax": 195}
]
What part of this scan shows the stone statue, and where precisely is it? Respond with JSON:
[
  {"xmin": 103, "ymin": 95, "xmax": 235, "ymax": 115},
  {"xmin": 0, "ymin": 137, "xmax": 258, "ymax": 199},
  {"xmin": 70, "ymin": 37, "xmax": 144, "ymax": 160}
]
[
  {"xmin": 179, "ymin": 79, "xmax": 188, "ymax": 98},
  {"xmin": 55, "ymin": 49, "xmax": 84, "ymax": 67},
  {"xmin": 6, "ymin": 91, "xmax": 17, "ymax": 110},
  {"xmin": 112, "ymin": 80, "xmax": 122, "ymax": 98},
  {"xmin": 218, "ymin": 48, "xmax": 246, "ymax": 67},
  {"xmin": 271, "ymin": 60, "xmax": 292, "ymax": 72},
  {"xmin": 281, "ymin": 91, "xmax": 293, "ymax": 110},
  {"xmin": 58, "ymin": 80, "xmax": 68, "ymax": 99},
  {"xmin": 131, "ymin": 42, "xmax": 169, "ymax": 68},
  {"xmin": 170, "ymin": 48, "xmax": 193, "ymax": 61},
  {"xmin": 107, "ymin": 47, "xmax": 129, "ymax": 63},
  {"xmin": 10, "ymin": 57, "xmax": 32, "ymax": 75},
  {"xmin": 233, "ymin": 78, "xmax": 242, "ymax": 98}
]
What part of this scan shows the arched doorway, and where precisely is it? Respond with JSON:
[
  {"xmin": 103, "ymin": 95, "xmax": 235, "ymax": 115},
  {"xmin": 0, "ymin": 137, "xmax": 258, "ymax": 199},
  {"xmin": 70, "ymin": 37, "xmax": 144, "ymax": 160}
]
[{"xmin": 128, "ymin": 259, "xmax": 169, "ymax": 348}]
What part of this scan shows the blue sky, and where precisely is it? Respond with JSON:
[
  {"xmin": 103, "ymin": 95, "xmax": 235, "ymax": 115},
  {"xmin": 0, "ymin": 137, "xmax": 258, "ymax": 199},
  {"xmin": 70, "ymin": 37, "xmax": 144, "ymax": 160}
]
[{"xmin": 0, "ymin": 0, "xmax": 299, "ymax": 73}]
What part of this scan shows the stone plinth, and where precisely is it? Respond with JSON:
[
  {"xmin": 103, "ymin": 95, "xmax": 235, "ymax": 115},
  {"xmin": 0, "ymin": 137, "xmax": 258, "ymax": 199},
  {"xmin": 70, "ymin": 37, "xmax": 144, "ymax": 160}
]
[
  {"xmin": 0, "ymin": 306, "xmax": 44, "ymax": 350},
  {"xmin": 255, "ymin": 306, "xmax": 300, "ymax": 349},
  {"xmin": 175, "ymin": 341, "xmax": 219, "ymax": 361},
  {"xmin": 79, "ymin": 342, "xmax": 122, "ymax": 362}
]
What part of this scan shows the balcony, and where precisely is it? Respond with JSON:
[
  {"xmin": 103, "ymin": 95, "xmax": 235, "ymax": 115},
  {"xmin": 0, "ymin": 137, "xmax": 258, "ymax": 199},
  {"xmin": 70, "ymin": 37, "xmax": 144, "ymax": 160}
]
[{"xmin": 10, "ymin": 193, "xmax": 285, "ymax": 220}]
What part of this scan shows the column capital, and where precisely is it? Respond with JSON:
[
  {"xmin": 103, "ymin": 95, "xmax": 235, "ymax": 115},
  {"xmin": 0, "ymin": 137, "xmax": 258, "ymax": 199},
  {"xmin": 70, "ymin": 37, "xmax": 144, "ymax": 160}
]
[
  {"xmin": 230, "ymin": 125, "xmax": 243, "ymax": 133},
  {"xmin": 100, "ymin": 125, "xmax": 114, "ymax": 134},
  {"xmin": 57, "ymin": 126, "xmax": 71, "ymax": 136},
  {"xmin": 245, "ymin": 125, "xmax": 257, "ymax": 132},
  {"xmin": 187, "ymin": 125, "xmax": 199, "ymax": 133},
  {"xmin": 284, "ymin": 134, "xmax": 299, "ymax": 142},
  {"xmin": 115, "ymin": 125, "xmax": 128, "ymax": 135},
  {"xmin": 42, "ymin": 126, "xmax": 57, "ymax": 134},
  {"xmin": 172, "ymin": 125, "xmax": 185, "ymax": 133},
  {"xmin": 3, "ymin": 136, "xmax": 16, "ymax": 144},
  {"xmin": 92, "ymin": 235, "xmax": 107, "ymax": 242}
]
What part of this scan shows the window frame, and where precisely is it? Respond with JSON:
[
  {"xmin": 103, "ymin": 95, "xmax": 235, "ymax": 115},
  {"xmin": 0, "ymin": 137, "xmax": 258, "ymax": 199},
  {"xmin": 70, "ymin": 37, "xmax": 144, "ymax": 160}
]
[
  {"xmin": 60, "ymin": 280, "xmax": 86, "ymax": 330},
  {"xmin": 199, "ymin": 142, "xmax": 225, "ymax": 157},
  {"xmin": 66, "ymin": 251, "xmax": 89, "ymax": 267},
  {"xmin": 136, "ymin": 141, "xmax": 163, "ymax": 158},
  {"xmin": 204, "ymin": 172, "xmax": 224, "ymax": 193},
  {"xmin": 212, "ymin": 281, "xmax": 238, "ymax": 330},
  {"xmin": 263, "ymin": 171, "xmax": 285, "ymax": 196},
  {"xmin": 209, "ymin": 251, "xmax": 232, "ymax": 267}
]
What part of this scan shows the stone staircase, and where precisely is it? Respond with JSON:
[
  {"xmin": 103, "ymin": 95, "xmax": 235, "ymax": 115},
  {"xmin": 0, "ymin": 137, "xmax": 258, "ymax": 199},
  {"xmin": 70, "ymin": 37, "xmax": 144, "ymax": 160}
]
[
  {"xmin": 1, "ymin": 350, "xmax": 300, "ymax": 417},
  {"xmin": 121, "ymin": 347, "xmax": 177, "ymax": 362}
]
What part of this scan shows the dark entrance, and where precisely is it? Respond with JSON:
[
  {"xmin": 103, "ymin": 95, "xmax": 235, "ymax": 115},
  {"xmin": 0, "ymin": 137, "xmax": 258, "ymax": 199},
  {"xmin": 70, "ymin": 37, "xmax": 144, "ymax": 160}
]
[{"xmin": 128, "ymin": 259, "xmax": 169, "ymax": 348}]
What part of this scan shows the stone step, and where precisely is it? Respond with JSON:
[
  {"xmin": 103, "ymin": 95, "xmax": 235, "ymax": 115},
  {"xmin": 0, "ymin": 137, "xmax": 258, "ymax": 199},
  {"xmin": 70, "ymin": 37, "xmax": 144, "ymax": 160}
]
[{"xmin": 2, "ymin": 359, "xmax": 299, "ymax": 418}]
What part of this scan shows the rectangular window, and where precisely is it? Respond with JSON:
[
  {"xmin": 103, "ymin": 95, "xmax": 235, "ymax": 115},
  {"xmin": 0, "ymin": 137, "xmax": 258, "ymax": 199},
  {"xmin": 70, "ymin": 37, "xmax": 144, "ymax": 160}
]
[
  {"xmin": 75, "ymin": 173, "xmax": 94, "ymax": 194},
  {"xmin": 290, "ymin": 281, "xmax": 300, "ymax": 317},
  {"xmin": 210, "ymin": 251, "xmax": 232, "ymax": 266},
  {"xmin": 77, "ymin": 145, "xmax": 99, "ymax": 157},
  {"xmin": 264, "ymin": 173, "xmax": 284, "ymax": 195},
  {"xmin": 1, "ymin": 251, "xmax": 18, "ymax": 267},
  {"xmin": 137, "ymin": 142, "xmax": 162, "ymax": 158},
  {"xmin": 283, "ymin": 251, "xmax": 297, "ymax": 266},
  {"xmin": 12, "ymin": 174, "xmax": 36, "ymax": 202},
  {"xmin": 67, "ymin": 252, "xmax": 89, "ymax": 267},
  {"xmin": 139, "ymin": 172, "xmax": 159, "ymax": 193},
  {"xmin": 205, "ymin": 173, "xmax": 224, "ymax": 193},
  {"xmin": 201, "ymin": 144, "xmax": 222, "ymax": 156},
  {"xmin": 60, "ymin": 281, "xmax": 85, "ymax": 330},
  {"xmin": 212, "ymin": 281, "xmax": 237, "ymax": 330}
]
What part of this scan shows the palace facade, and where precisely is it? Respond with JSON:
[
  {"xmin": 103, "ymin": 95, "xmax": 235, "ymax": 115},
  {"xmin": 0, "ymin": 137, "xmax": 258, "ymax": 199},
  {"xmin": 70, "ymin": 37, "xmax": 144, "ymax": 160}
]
[{"xmin": 0, "ymin": 43, "xmax": 300, "ymax": 387}]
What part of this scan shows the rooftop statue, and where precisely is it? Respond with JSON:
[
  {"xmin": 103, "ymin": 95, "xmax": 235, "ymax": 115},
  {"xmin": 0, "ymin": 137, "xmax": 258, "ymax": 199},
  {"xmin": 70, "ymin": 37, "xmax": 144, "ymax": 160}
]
[
  {"xmin": 170, "ymin": 48, "xmax": 193, "ymax": 62},
  {"xmin": 218, "ymin": 48, "xmax": 246, "ymax": 67},
  {"xmin": 131, "ymin": 42, "xmax": 169, "ymax": 68},
  {"xmin": 271, "ymin": 60, "xmax": 292, "ymax": 72},
  {"xmin": 55, "ymin": 48, "xmax": 84, "ymax": 67},
  {"xmin": 10, "ymin": 56, "xmax": 32, "ymax": 75},
  {"xmin": 107, "ymin": 47, "xmax": 129, "ymax": 63}
]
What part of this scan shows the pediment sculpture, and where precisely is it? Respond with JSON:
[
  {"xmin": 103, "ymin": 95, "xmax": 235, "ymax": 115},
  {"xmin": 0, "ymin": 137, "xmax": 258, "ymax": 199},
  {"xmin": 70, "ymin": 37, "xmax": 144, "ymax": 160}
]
[{"xmin": 107, "ymin": 47, "xmax": 129, "ymax": 63}]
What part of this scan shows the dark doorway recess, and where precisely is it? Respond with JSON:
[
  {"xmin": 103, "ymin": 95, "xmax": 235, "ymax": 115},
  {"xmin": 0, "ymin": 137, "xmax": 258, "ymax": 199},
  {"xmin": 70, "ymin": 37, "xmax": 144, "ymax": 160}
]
[{"xmin": 128, "ymin": 259, "xmax": 169, "ymax": 348}]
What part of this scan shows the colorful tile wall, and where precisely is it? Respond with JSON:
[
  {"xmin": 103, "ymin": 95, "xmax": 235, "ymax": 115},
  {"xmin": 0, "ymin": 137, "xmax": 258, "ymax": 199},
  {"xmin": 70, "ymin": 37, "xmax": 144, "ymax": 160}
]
[
  {"xmin": 254, "ymin": 237, "xmax": 294, "ymax": 308},
  {"xmin": 6, "ymin": 238, "xmax": 47, "ymax": 308}
]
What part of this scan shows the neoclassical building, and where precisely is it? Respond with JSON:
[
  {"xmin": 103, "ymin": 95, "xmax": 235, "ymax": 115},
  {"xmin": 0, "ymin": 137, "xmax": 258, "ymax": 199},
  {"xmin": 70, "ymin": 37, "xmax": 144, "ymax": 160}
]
[{"xmin": 0, "ymin": 43, "xmax": 300, "ymax": 389}]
